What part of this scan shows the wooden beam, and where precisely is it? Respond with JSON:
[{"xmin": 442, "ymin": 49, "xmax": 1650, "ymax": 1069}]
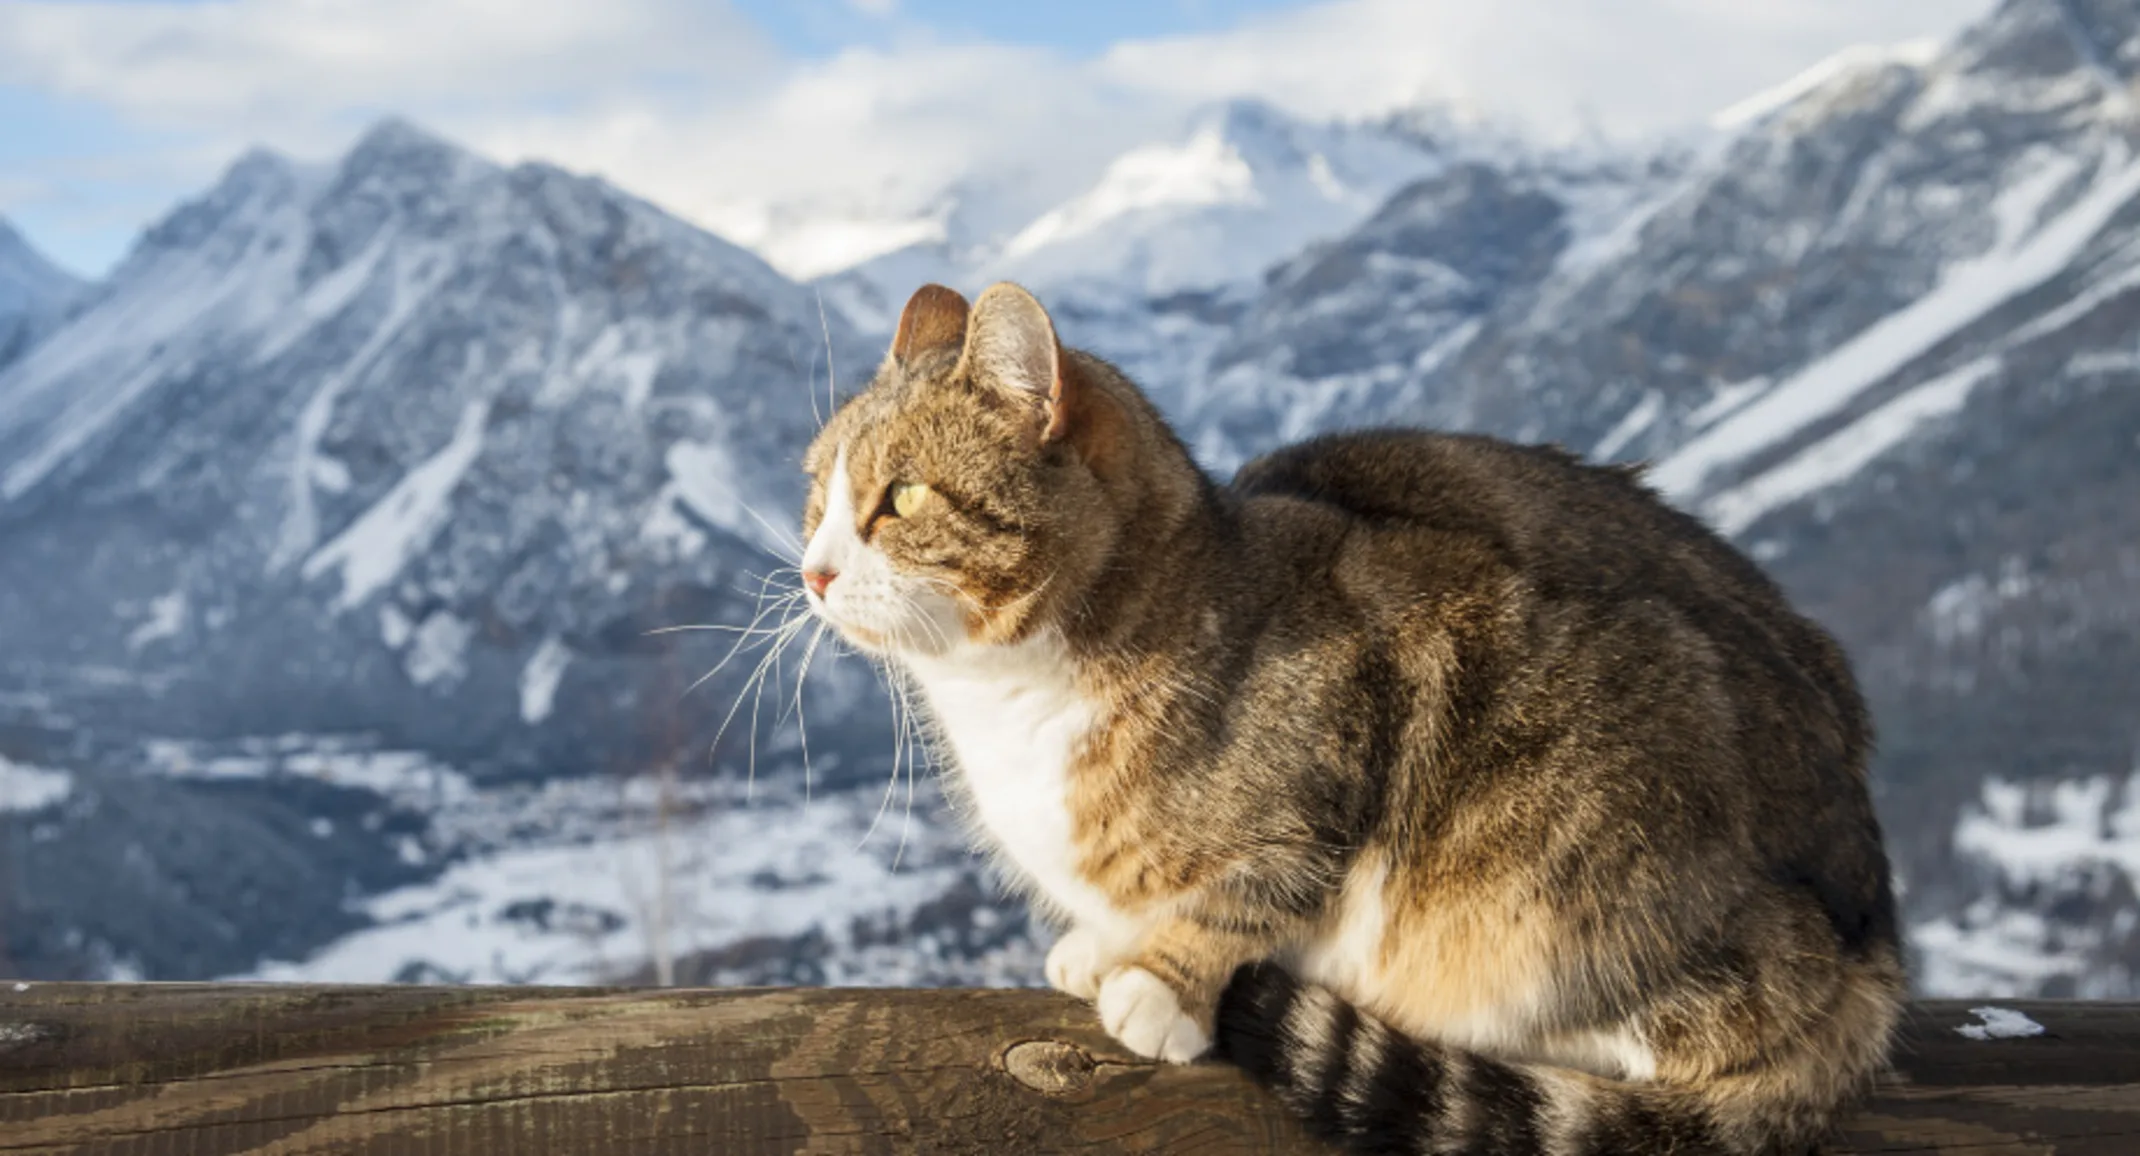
[{"xmin": 3, "ymin": 986, "xmax": 2137, "ymax": 1154}]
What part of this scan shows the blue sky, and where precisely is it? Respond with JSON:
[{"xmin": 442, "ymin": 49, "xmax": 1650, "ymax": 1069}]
[
  {"xmin": 0, "ymin": 0, "xmax": 1995, "ymax": 281},
  {"xmin": 732, "ymin": 0, "xmax": 1308, "ymax": 57}
]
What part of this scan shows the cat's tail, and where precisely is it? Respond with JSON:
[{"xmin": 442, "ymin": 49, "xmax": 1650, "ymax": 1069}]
[{"xmin": 1214, "ymin": 963, "xmax": 1865, "ymax": 1156}]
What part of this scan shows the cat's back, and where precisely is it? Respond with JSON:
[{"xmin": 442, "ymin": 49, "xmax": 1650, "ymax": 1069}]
[
  {"xmin": 1227, "ymin": 428, "xmax": 1866, "ymax": 747},
  {"xmin": 1231, "ymin": 429, "xmax": 1747, "ymax": 595}
]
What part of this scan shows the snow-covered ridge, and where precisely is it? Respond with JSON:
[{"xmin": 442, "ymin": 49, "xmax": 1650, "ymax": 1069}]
[
  {"xmin": 0, "ymin": 216, "xmax": 82, "ymax": 320},
  {"xmin": 1655, "ymin": 144, "xmax": 2140, "ymax": 508},
  {"xmin": 993, "ymin": 103, "xmax": 1442, "ymax": 298},
  {"xmin": 1712, "ymin": 39, "xmax": 1944, "ymax": 130}
]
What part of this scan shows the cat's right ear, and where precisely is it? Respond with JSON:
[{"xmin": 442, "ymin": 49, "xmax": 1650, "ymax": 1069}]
[{"xmin": 891, "ymin": 283, "xmax": 970, "ymax": 368}]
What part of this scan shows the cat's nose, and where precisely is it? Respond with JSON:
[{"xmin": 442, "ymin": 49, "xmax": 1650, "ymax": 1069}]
[{"xmin": 804, "ymin": 568, "xmax": 838, "ymax": 598}]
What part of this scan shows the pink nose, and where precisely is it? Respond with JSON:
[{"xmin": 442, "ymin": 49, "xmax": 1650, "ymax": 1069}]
[{"xmin": 803, "ymin": 568, "xmax": 837, "ymax": 598}]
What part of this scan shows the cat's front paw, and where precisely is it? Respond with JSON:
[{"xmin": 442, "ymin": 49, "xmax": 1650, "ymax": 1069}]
[
  {"xmin": 1045, "ymin": 927, "xmax": 1110, "ymax": 1001},
  {"xmin": 1097, "ymin": 965, "xmax": 1211, "ymax": 1064}
]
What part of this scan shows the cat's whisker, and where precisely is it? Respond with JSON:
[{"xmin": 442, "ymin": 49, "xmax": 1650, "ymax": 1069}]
[
  {"xmin": 704, "ymin": 611, "xmax": 813, "ymax": 798},
  {"xmin": 644, "ymin": 621, "xmax": 796, "ymax": 638},
  {"xmin": 860, "ymin": 661, "xmax": 912, "ymax": 852},
  {"xmin": 729, "ymin": 497, "xmax": 806, "ymax": 561},
  {"xmin": 787, "ymin": 621, "xmax": 831, "ymax": 802},
  {"xmin": 682, "ymin": 592, "xmax": 808, "ymax": 698},
  {"xmin": 816, "ymin": 289, "xmax": 839, "ymax": 430}
]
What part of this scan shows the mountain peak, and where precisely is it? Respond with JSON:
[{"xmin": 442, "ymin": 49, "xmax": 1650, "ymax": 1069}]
[
  {"xmin": 0, "ymin": 217, "xmax": 84, "ymax": 317},
  {"xmin": 1962, "ymin": 0, "xmax": 2140, "ymax": 85},
  {"xmin": 123, "ymin": 146, "xmax": 307, "ymax": 267},
  {"xmin": 339, "ymin": 117, "xmax": 488, "ymax": 183}
]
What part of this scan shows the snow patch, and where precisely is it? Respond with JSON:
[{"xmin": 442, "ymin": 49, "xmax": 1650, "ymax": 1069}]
[
  {"xmin": 303, "ymin": 401, "xmax": 489, "ymax": 609},
  {"xmin": 1956, "ymin": 1007, "xmax": 2047, "ymax": 1041},
  {"xmin": 142, "ymin": 737, "xmax": 472, "ymax": 803},
  {"xmin": 125, "ymin": 590, "xmax": 188, "ymax": 653},
  {"xmin": 1688, "ymin": 378, "xmax": 1771, "ymax": 430},
  {"xmin": 990, "ymin": 106, "xmax": 1436, "ymax": 297},
  {"xmin": 1592, "ymin": 391, "xmax": 1662, "ymax": 460},
  {"xmin": 271, "ymin": 268, "xmax": 440, "ymax": 573},
  {"xmin": 1653, "ymin": 149, "xmax": 2140, "ymax": 499},
  {"xmin": 1003, "ymin": 127, "xmax": 1259, "ymax": 262},
  {"xmin": 1702, "ymin": 358, "xmax": 1997, "ymax": 535},
  {"xmin": 520, "ymin": 637, "xmax": 571, "ymax": 725},
  {"xmin": 233, "ymin": 780, "xmax": 987, "ymax": 986},
  {"xmin": 665, "ymin": 440, "xmax": 791, "ymax": 556},
  {"xmin": 1916, "ymin": 769, "xmax": 2140, "ymax": 997},
  {"xmin": 404, "ymin": 612, "xmax": 473, "ymax": 689},
  {"xmin": 1925, "ymin": 558, "xmax": 2034, "ymax": 644},
  {"xmin": 0, "ymin": 755, "xmax": 72, "ymax": 814}
]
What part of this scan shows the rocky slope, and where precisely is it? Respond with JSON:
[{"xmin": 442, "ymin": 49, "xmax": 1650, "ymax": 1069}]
[
  {"xmin": 0, "ymin": 217, "xmax": 81, "ymax": 372},
  {"xmin": 0, "ymin": 120, "xmax": 884, "ymax": 773},
  {"xmin": 0, "ymin": 122, "xmax": 893, "ymax": 978}
]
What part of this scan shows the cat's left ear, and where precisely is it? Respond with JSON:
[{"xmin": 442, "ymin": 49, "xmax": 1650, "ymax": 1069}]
[{"xmin": 961, "ymin": 282, "xmax": 1080, "ymax": 444}]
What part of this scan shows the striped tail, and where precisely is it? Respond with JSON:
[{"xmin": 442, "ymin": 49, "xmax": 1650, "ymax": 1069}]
[{"xmin": 1213, "ymin": 964, "xmax": 1758, "ymax": 1156}]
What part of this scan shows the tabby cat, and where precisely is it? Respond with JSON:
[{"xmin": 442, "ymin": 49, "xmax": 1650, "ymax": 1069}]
[{"xmin": 796, "ymin": 282, "xmax": 1903, "ymax": 1155}]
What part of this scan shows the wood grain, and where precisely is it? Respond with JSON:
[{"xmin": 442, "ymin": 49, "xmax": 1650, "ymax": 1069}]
[{"xmin": 3, "ymin": 987, "xmax": 2136, "ymax": 1154}]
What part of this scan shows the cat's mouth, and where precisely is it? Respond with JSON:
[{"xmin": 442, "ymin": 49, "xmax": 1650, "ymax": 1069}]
[{"xmin": 804, "ymin": 578, "xmax": 966, "ymax": 660}]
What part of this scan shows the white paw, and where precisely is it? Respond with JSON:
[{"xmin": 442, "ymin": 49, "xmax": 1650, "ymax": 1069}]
[
  {"xmin": 1097, "ymin": 966, "xmax": 1211, "ymax": 1064},
  {"xmin": 1045, "ymin": 927, "xmax": 1109, "ymax": 1001}
]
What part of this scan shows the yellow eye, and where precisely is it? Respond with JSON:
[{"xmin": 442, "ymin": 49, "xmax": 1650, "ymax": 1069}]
[{"xmin": 889, "ymin": 481, "xmax": 930, "ymax": 519}]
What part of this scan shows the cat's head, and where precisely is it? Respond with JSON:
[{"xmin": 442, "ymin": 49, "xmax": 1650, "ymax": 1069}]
[{"xmin": 797, "ymin": 282, "xmax": 1151, "ymax": 660}]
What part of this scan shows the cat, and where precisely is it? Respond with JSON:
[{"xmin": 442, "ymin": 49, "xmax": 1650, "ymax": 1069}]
[{"xmin": 796, "ymin": 281, "xmax": 1904, "ymax": 1155}]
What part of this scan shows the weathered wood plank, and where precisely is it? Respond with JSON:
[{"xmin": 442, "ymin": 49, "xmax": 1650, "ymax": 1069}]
[{"xmin": 2, "ymin": 987, "xmax": 2136, "ymax": 1154}]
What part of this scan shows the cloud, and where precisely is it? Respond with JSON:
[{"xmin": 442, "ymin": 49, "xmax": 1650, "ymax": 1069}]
[
  {"xmin": 0, "ymin": 0, "xmax": 1997, "ymax": 277},
  {"xmin": 1098, "ymin": 0, "xmax": 1997, "ymax": 138},
  {"xmin": 0, "ymin": 0, "xmax": 775, "ymax": 131}
]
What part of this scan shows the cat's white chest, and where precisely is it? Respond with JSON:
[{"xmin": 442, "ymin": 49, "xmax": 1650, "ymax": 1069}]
[{"xmin": 906, "ymin": 637, "xmax": 1123, "ymax": 931}]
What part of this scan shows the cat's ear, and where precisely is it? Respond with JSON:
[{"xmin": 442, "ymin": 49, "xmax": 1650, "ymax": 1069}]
[
  {"xmin": 891, "ymin": 283, "xmax": 970, "ymax": 368},
  {"xmin": 961, "ymin": 282, "xmax": 1078, "ymax": 444}
]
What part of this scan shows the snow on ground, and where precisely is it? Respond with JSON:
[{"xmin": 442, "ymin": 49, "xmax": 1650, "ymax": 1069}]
[
  {"xmin": 143, "ymin": 735, "xmax": 474, "ymax": 804},
  {"xmin": 1955, "ymin": 1006, "xmax": 2047, "ymax": 1040},
  {"xmin": 1956, "ymin": 773, "xmax": 2140, "ymax": 882},
  {"xmin": 1914, "ymin": 769, "xmax": 2140, "ymax": 997},
  {"xmin": 0, "ymin": 755, "xmax": 71, "ymax": 814},
  {"xmin": 1653, "ymin": 146, "xmax": 2140, "ymax": 499},
  {"xmin": 234, "ymin": 769, "xmax": 1023, "ymax": 987},
  {"xmin": 303, "ymin": 400, "xmax": 490, "ymax": 609}
]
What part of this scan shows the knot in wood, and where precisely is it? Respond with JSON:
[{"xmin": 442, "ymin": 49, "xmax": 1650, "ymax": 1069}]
[{"xmin": 1003, "ymin": 1039, "xmax": 1096, "ymax": 1095}]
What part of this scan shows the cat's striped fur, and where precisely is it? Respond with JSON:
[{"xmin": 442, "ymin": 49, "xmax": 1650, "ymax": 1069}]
[{"xmin": 798, "ymin": 282, "xmax": 1904, "ymax": 1155}]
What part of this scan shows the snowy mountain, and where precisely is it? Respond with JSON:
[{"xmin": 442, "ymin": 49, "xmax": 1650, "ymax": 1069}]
[
  {"xmin": 0, "ymin": 121, "xmax": 914, "ymax": 978},
  {"xmin": 0, "ymin": 118, "xmax": 884, "ymax": 759},
  {"xmin": 0, "ymin": 216, "xmax": 82, "ymax": 372},
  {"xmin": 1168, "ymin": 0, "xmax": 2140, "ymax": 995},
  {"xmin": 816, "ymin": 101, "xmax": 1445, "ymax": 337},
  {"xmin": 8, "ymin": 0, "xmax": 2140, "ymax": 998}
]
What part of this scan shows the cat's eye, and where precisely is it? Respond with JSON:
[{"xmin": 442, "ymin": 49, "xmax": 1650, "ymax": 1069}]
[{"xmin": 888, "ymin": 481, "xmax": 931, "ymax": 519}]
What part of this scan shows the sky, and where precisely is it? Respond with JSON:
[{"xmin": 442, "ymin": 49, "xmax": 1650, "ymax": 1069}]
[{"xmin": 0, "ymin": 0, "xmax": 1998, "ymax": 281}]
